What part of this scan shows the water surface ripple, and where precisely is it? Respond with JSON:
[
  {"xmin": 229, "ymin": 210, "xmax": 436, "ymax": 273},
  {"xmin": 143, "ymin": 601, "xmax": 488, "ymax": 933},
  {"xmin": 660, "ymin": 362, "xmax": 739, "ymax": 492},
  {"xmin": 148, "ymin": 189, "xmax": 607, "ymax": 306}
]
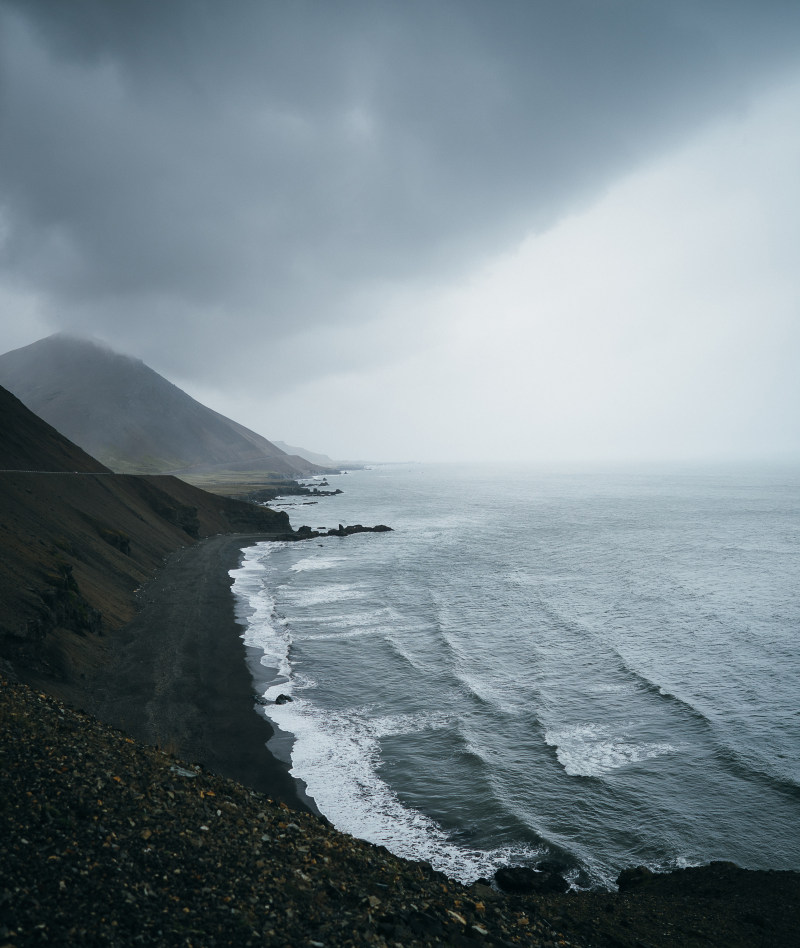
[{"xmin": 231, "ymin": 463, "xmax": 800, "ymax": 887}]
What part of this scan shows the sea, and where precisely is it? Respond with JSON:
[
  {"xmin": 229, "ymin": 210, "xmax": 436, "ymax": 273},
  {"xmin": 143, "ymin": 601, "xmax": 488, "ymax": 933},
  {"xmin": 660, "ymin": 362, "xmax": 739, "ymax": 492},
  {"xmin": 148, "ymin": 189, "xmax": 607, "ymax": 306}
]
[{"xmin": 229, "ymin": 462, "xmax": 800, "ymax": 889}]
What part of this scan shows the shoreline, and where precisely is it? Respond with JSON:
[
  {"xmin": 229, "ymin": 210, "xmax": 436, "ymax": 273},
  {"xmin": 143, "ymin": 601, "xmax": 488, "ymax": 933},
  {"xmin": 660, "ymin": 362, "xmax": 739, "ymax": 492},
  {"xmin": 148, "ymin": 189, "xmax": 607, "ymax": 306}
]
[
  {"xmin": 90, "ymin": 533, "xmax": 314, "ymax": 812},
  {"xmin": 5, "ymin": 517, "xmax": 800, "ymax": 944},
  {"xmin": 5, "ymin": 674, "xmax": 800, "ymax": 947}
]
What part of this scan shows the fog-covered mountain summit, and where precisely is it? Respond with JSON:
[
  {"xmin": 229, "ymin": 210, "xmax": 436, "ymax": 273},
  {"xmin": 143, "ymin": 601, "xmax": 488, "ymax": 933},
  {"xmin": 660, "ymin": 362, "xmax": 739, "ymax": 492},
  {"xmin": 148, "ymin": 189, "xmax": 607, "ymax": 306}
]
[{"xmin": 0, "ymin": 334, "xmax": 325, "ymax": 476}]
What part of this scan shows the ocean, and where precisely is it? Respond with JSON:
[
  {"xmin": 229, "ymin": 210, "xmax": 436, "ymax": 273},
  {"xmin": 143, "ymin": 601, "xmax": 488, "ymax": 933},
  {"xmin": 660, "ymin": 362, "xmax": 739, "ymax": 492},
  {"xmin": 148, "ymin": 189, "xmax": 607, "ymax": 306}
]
[{"xmin": 230, "ymin": 463, "xmax": 800, "ymax": 889}]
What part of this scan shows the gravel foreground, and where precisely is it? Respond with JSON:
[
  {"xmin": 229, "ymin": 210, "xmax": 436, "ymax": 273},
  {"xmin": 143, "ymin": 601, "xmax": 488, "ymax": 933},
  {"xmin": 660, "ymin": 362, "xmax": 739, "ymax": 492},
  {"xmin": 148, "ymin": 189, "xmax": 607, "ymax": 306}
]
[
  {"xmin": 4, "ymin": 678, "xmax": 800, "ymax": 948},
  {"xmin": 1, "ymin": 678, "xmax": 583, "ymax": 948}
]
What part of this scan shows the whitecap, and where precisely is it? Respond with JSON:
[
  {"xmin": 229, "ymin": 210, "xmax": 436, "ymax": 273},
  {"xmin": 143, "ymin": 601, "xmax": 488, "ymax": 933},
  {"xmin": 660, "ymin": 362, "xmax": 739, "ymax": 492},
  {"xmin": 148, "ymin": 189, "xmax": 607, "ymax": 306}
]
[
  {"xmin": 230, "ymin": 543, "xmax": 293, "ymax": 682},
  {"xmin": 545, "ymin": 723, "xmax": 677, "ymax": 777},
  {"xmin": 289, "ymin": 556, "xmax": 343, "ymax": 572}
]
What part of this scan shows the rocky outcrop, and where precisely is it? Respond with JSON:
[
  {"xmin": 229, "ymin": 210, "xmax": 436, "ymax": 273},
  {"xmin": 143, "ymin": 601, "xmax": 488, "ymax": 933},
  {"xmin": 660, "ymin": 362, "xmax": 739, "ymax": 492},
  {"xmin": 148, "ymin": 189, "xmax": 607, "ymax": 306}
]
[
  {"xmin": 325, "ymin": 523, "xmax": 392, "ymax": 537},
  {"xmin": 494, "ymin": 863, "xmax": 569, "ymax": 894},
  {"xmin": 295, "ymin": 523, "xmax": 392, "ymax": 539},
  {"xmin": 244, "ymin": 483, "xmax": 343, "ymax": 503}
]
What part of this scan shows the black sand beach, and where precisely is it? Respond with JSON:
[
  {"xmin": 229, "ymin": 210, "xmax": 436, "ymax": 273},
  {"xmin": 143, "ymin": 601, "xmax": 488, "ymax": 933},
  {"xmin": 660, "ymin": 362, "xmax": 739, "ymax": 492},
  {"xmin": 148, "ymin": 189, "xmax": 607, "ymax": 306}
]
[
  {"xmin": 90, "ymin": 534, "xmax": 308, "ymax": 811},
  {"xmin": 5, "ymin": 531, "xmax": 800, "ymax": 946}
]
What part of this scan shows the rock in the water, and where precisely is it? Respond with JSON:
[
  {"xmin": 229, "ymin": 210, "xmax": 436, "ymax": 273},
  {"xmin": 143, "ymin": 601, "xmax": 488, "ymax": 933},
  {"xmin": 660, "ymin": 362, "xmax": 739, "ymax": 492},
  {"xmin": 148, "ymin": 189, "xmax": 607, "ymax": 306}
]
[
  {"xmin": 275, "ymin": 694, "xmax": 293, "ymax": 705},
  {"xmin": 326, "ymin": 523, "xmax": 393, "ymax": 537}
]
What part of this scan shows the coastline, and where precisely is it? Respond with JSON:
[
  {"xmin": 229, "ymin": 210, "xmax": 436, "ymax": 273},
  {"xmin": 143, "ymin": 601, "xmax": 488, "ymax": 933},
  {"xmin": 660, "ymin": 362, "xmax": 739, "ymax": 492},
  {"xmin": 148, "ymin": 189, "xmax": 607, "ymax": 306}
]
[
  {"xmin": 90, "ymin": 533, "xmax": 313, "ymax": 812},
  {"xmin": 4, "ymin": 520, "xmax": 800, "ymax": 944},
  {"xmin": 5, "ymin": 675, "xmax": 800, "ymax": 947}
]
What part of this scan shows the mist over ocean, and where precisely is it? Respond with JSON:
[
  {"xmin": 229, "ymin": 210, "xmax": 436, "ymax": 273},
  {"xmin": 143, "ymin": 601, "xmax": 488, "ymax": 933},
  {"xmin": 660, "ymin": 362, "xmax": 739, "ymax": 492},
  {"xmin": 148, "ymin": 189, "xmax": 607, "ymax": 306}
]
[{"xmin": 230, "ymin": 463, "xmax": 800, "ymax": 888}]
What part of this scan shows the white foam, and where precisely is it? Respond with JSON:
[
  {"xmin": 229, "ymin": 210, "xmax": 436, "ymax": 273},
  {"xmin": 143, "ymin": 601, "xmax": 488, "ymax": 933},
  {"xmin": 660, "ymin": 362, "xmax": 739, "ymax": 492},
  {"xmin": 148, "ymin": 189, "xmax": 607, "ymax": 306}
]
[
  {"xmin": 232, "ymin": 540, "xmax": 545, "ymax": 882},
  {"xmin": 370, "ymin": 710, "xmax": 456, "ymax": 738},
  {"xmin": 265, "ymin": 696, "xmax": 543, "ymax": 883},
  {"xmin": 230, "ymin": 543, "xmax": 293, "ymax": 684},
  {"xmin": 280, "ymin": 582, "xmax": 366, "ymax": 607},
  {"xmin": 289, "ymin": 556, "xmax": 343, "ymax": 573},
  {"xmin": 545, "ymin": 723, "xmax": 677, "ymax": 777}
]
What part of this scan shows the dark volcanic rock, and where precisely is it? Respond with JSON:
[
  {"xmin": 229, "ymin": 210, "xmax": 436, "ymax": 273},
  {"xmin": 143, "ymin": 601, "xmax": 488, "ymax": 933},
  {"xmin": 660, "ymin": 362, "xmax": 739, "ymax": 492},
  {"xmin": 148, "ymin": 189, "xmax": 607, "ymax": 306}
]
[
  {"xmin": 616, "ymin": 865, "xmax": 656, "ymax": 891},
  {"xmin": 1, "ymin": 678, "xmax": 587, "ymax": 948},
  {"xmin": 495, "ymin": 864, "xmax": 569, "ymax": 894},
  {"xmin": 326, "ymin": 523, "xmax": 393, "ymax": 537}
]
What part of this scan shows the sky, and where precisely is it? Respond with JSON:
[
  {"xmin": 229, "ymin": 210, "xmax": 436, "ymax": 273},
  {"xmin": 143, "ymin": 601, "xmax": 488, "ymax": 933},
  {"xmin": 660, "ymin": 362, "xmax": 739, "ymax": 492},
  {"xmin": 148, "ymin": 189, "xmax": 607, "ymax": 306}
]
[{"xmin": 1, "ymin": 0, "xmax": 798, "ymax": 465}]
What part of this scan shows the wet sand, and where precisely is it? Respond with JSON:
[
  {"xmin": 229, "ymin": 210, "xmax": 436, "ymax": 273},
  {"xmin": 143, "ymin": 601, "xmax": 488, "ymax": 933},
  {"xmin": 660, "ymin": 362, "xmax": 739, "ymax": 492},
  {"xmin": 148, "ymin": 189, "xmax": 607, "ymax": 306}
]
[{"xmin": 92, "ymin": 534, "xmax": 311, "ymax": 811}]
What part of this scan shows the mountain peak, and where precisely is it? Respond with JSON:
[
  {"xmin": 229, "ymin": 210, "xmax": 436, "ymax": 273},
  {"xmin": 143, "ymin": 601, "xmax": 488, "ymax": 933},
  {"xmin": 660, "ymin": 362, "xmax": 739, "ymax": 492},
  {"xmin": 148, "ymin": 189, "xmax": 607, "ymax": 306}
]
[{"xmin": 0, "ymin": 335, "xmax": 325, "ymax": 476}]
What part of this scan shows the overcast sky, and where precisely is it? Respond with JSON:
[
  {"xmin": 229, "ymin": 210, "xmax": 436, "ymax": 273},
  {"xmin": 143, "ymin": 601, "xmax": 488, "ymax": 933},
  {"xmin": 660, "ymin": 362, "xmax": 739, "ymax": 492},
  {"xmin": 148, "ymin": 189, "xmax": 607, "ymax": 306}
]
[{"xmin": 1, "ymin": 0, "xmax": 798, "ymax": 464}]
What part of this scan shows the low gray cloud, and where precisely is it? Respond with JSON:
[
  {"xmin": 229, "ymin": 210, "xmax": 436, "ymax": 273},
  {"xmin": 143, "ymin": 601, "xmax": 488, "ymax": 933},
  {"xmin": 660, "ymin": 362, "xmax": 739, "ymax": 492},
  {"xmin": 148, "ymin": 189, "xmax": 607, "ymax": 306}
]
[{"xmin": 1, "ymin": 0, "xmax": 800, "ymax": 390}]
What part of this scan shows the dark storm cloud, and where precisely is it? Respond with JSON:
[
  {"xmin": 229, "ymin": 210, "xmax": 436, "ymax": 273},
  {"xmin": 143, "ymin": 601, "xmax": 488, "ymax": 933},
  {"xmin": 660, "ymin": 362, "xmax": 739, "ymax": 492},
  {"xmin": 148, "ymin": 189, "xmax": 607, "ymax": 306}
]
[{"xmin": 1, "ymin": 0, "xmax": 799, "ymax": 378}]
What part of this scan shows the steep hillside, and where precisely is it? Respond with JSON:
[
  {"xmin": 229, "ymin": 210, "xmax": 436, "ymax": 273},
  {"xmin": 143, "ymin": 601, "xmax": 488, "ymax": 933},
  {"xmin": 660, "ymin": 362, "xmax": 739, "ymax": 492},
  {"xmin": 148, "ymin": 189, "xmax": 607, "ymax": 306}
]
[
  {"xmin": 0, "ymin": 384, "xmax": 110, "ymax": 474},
  {"xmin": 0, "ymin": 334, "xmax": 325, "ymax": 476},
  {"xmin": 0, "ymin": 383, "xmax": 296, "ymax": 702}
]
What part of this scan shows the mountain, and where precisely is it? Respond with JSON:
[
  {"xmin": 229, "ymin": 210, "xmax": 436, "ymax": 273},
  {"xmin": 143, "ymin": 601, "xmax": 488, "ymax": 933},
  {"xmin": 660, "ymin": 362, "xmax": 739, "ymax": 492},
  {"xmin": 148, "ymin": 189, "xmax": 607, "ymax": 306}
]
[
  {"xmin": 0, "ymin": 381, "xmax": 295, "ymax": 703},
  {"xmin": 0, "ymin": 334, "xmax": 328, "ymax": 476},
  {"xmin": 273, "ymin": 440, "xmax": 339, "ymax": 468}
]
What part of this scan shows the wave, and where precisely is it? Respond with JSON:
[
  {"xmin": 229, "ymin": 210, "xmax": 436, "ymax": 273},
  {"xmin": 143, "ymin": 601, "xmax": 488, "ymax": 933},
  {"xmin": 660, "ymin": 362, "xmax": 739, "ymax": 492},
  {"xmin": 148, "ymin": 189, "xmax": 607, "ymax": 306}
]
[
  {"xmin": 710, "ymin": 743, "xmax": 800, "ymax": 803},
  {"xmin": 603, "ymin": 646, "xmax": 800, "ymax": 795},
  {"xmin": 278, "ymin": 582, "xmax": 367, "ymax": 607},
  {"xmin": 610, "ymin": 652, "xmax": 715, "ymax": 730},
  {"xmin": 300, "ymin": 627, "xmax": 383, "ymax": 642},
  {"xmin": 544, "ymin": 722, "xmax": 678, "ymax": 778},
  {"xmin": 232, "ymin": 467, "xmax": 800, "ymax": 881},
  {"xmin": 298, "ymin": 607, "xmax": 393, "ymax": 630},
  {"xmin": 230, "ymin": 543, "xmax": 293, "ymax": 684},
  {"xmin": 289, "ymin": 555, "xmax": 343, "ymax": 572},
  {"xmin": 264, "ymin": 696, "xmax": 545, "ymax": 883},
  {"xmin": 528, "ymin": 587, "xmax": 719, "ymax": 738},
  {"xmin": 384, "ymin": 628, "xmax": 436, "ymax": 675}
]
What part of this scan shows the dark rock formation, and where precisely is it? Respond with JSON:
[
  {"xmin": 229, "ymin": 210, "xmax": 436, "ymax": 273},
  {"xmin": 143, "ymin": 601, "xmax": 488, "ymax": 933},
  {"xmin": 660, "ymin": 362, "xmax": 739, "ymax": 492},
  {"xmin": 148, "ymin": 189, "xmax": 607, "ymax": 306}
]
[
  {"xmin": 494, "ymin": 864, "xmax": 569, "ymax": 895},
  {"xmin": 325, "ymin": 523, "xmax": 393, "ymax": 537},
  {"xmin": 616, "ymin": 865, "xmax": 656, "ymax": 892},
  {"xmin": 244, "ymin": 483, "xmax": 343, "ymax": 503},
  {"xmin": 39, "ymin": 563, "xmax": 103, "ymax": 639}
]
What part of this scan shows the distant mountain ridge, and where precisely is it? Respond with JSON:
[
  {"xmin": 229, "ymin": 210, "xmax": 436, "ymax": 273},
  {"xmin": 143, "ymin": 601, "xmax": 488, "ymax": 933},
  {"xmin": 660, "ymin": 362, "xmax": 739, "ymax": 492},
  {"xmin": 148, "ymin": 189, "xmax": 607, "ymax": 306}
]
[
  {"xmin": 272, "ymin": 440, "xmax": 339, "ymax": 468},
  {"xmin": 0, "ymin": 334, "xmax": 329, "ymax": 477}
]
